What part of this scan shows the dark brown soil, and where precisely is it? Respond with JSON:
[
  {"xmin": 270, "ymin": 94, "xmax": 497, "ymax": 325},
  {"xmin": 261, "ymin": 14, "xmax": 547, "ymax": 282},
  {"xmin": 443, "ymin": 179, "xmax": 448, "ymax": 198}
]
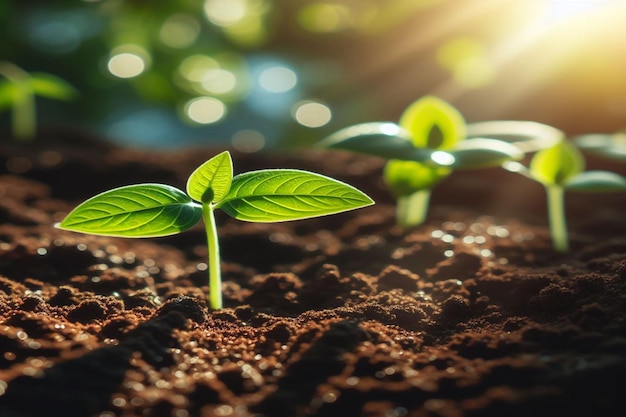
[{"xmin": 1, "ymin": 129, "xmax": 625, "ymax": 417}]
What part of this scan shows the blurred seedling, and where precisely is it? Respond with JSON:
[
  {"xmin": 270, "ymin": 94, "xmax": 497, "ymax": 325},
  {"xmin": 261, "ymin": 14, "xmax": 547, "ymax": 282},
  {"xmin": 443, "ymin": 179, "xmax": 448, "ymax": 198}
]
[
  {"xmin": 57, "ymin": 151, "xmax": 373, "ymax": 310},
  {"xmin": 317, "ymin": 96, "xmax": 556, "ymax": 226},
  {"xmin": 572, "ymin": 131, "xmax": 626, "ymax": 161},
  {"xmin": 503, "ymin": 140, "xmax": 626, "ymax": 252},
  {"xmin": 0, "ymin": 61, "xmax": 77, "ymax": 141}
]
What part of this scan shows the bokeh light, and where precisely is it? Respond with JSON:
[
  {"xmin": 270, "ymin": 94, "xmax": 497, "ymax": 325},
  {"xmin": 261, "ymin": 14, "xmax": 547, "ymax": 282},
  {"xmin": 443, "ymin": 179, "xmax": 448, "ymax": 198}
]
[
  {"xmin": 204, "ymin": 0, "xmax": 248, "ymax": 27},
  {"xmin": 107, "ymin": 46, "xmax": 150, "ymax": 79},
  {"xmin": 185, "ymin": 97, "xmax": 227, "ymax": 124},
  {"xmin": 292, "ymin": 101, "xmax": 332, "ymax": 128},
  {"xmin": 258, "ymin": 66, "xmax": 298, "ymax": 93}
]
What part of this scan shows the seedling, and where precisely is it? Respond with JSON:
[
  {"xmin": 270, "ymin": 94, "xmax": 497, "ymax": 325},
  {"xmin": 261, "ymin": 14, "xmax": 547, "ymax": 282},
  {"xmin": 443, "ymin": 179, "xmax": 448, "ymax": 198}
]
[
  {"xmin": 0, "ymin": 61, "xmax": 77, "ymax": 141},
  {"xmin": 504, "ymin": 140, "xmax": 626, "ymax": 252},
  {"xmin": 56, "ymin": 151, "xmax": 374, "ymax": 310},
  {"xmin": 317, "ymin": 96, "xmax": 525, "ymax": 226}
]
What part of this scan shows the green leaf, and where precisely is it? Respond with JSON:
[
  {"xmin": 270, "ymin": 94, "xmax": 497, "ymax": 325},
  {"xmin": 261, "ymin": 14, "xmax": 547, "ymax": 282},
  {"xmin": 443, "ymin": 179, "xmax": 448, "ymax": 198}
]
[
  {"xmin": 383, "ymin": 160, "xmax": 450, "ymax": 197},
  {"xmin": 217, "ymin": 169, "xmax": 374, "ymax": 222},
  {"xmin": 466, "ymin": 120, "xmax": 564, "ymax": 153},
  {"xmin": 399, "ymin": 95, "xmax": 466, "ymax": 150},
  {"xmin": 186, "ymin": 151, "xmax": 233, "ymax": 204},
  {"xmin": 447, "ymin": 138, "xmax": 524, "ymax": 169},
  {"xmin": 565, "ymin": 171, "xmax": 626, "ymax": 192},
  {"xmin": 530, "ymin": 140, "xmax": 584, "ymax": 186},
  {"xmin": 573, "ymin": 133, "xmax": 626, "ymax": 161},
  {"xmin": 316, "ymin": 122, "xmax": 439, "ymax": 163},
  {"xmin": 57, "ymin": 184, "xmax": 202, "ymax": 237},
  {"xmin": 28, "ymin": 73, "xmax": 78, "ymax": 101}
]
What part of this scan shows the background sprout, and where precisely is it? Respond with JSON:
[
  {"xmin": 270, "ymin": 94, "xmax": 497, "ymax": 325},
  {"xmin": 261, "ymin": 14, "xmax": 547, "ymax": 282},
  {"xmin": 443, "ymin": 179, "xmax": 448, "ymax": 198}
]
[
  {"xmin": 57, "ymin": 151, "xmax": 373, "ymax": 310},
  {"xmin": 0, "ymin": 62, "xmax": 77, "ymax": 141},
  {"xmin": 317, "ymin": 96, "xmax": 524, "ymax": 226},
  {"xmin": 505, "ymin": 140, "xmax": 626, "ymax": 252}
]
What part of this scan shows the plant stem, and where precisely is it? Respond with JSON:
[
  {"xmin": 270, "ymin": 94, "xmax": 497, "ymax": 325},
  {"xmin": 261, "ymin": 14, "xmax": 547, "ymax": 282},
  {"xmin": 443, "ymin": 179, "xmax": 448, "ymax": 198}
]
[
  {"xmin": 396, "ymin": 189, "xmax": 431, "ymax": 227},
  {"xmin": 202, "ymin": 204, "xmax": 222, "ymax": 310},
  {"xmin": 13, "ymin": 89, "xmax": 35, "ymax": 141},
  {"xmin": 546, "ymin": 185, "xmax": 568, "ymax": 252}
]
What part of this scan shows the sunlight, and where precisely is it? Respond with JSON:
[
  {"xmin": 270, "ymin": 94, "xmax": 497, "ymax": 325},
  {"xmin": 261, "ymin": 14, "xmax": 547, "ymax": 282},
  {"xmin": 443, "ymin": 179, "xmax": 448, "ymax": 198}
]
[{"xmin": 539, "ymin": 0, "xmax": 614, "ymax": 26}]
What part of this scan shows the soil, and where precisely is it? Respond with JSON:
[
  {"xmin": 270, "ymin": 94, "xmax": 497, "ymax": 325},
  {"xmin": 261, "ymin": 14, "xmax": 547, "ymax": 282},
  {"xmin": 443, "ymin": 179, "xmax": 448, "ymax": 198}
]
[{"xmin": 0, "ymin": 128, "xmax": 625, "ymax": 417}]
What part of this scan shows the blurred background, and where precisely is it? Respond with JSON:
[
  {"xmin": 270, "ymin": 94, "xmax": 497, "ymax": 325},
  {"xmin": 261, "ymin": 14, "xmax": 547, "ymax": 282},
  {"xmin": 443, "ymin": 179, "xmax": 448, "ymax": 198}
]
[{"xmin": 1, "ymin": 0, "xmax": 626, "ymax": 150}]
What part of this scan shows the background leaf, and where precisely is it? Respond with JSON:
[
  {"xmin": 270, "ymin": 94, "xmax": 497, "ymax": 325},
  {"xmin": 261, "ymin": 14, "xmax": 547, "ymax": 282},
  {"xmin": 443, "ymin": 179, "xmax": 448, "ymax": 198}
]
[
  {"xmin": 399, "ymin": 95, "xmax": 466, "ymax": 150},
  {"xmin": 530, "ymin": 140, "xmax": 584, "ymax": 186},
  {"xmin": 383, "ymin": 160, "xmax": 450, "ymax": 197},
  {"xmin": 466, "ymin": 120, "xmax": 564, "ymax": 153},
  {"xmin": 186, "ymin": 151, "xmax": 233, "ymax": 204},
  {"xmin": 28, "ymin": 73, "xmax": 78, "ymax": 101},
  {"xmin": 573, "ymin": 133, "xmax": 626, "ymax": 161},
  {"xmin": 565, "ymin": 171, "xmax": 626, "ymax": 192},
  {"xmin": 316, "ymin": 122, "xmax": 440, "ymax": 163},
  {"xmin": 217, "ymin": 169, "xmax": 373, "ymax": 222},
  {"xmin": 58, "ymin": 184, "xmax": 202, "ymax": 237},
  {"xmin": 448, "ymin": 138, "xmax": 524, "ymax": 169}
]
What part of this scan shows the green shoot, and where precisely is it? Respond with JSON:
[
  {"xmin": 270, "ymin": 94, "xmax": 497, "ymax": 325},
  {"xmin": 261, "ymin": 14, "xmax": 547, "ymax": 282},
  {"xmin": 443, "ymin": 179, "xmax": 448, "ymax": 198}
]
[
  {"xmin": 0, "ymin": 61, "xmax": 77, "ymax": 141},
  {"xmin": 56, "ymin": 151, "xmax": 374, "ymax": 310},
  {"xmin": 317, "ymin": 96, "xmax": 525, "ymax": 226},
  {"xmin": 505, "ymin": 140, "xmax": 626, "ymax": 252}
]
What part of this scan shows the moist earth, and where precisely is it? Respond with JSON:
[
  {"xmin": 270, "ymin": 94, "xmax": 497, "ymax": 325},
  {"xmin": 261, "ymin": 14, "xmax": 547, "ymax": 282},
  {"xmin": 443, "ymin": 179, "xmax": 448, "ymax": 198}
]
[{"xmin": 0, "ymin": 129, "xmax": 625, "ymax": 417}]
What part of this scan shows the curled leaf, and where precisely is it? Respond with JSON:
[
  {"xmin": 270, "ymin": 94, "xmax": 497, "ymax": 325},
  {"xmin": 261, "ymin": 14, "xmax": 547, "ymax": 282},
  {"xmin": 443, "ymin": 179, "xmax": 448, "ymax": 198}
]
[
  {"xmin": 399, "ymin": 95, "xmax": 466, "ymax": 149},
  {"xmin": 530, "ymin": 140, "xmax": 584, "ymax": 186},
  {"xmin": 57, "ymin": 184, "xmax": 202, "ymax": 237},
  {"xmin": 383, "ymin": 160, "xmax": 450, "ymax": 197},
  {"xmin": 186, "ymin": 151, "xmax": 233, "ymax": 204},
  {"xmin": 217, "ymin": 170, "xmax": 374, "ymax": 222}
]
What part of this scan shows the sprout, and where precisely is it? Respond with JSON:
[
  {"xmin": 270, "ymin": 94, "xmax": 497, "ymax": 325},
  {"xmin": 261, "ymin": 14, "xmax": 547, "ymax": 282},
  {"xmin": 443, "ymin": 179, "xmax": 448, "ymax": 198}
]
[
  {"xmin": 505, "ymin": 140, "xmax": 626, "ymax": 252},
  {"xmin": 0, "ymin": 62, "xmax": 77, "ymax": 141},
  {"xmin": 57, "ymin": 151, "xmax": 373, "ymax": 310},
  {"xmin": 317, "ymin": 96, "xmax": 525, "ymax": 226}
]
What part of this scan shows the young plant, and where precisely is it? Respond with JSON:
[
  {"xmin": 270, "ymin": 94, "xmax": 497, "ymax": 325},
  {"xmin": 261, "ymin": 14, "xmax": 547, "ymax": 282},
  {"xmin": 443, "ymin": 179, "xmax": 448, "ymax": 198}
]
[
  {"xmin": 0, "ymin": 61, "xmax": 77, "ymax": 141},
  {"xmin": 57, "ymin": 151, "xmax": 374, "ymax": 310},
  {"xmin": 504, "ymin": 140, "xmax": 626, "ymax": 252},
  {"xmin": 317, "ymin": 96, "xmax": 525, "ymax": 226}
]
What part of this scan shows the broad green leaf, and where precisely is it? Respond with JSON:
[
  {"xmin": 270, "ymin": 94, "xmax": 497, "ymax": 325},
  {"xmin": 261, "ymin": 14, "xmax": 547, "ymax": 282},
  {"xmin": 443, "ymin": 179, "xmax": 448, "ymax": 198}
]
[
  {"xmin": 216, "ymin": 169, "xmax": 374, "ymax": 222},
  {"xmin": 57, "ymin": 184, "xmax": 202, "ymax": 237},
  {"xmin": 530, "ymin": 140, "xmax": 584, "ymax": 186},
  {"xmin": 565, "ymin": 171, "xmax": 626, "ymax": 192},
  {"xmin": 573, "ymin": 133, "xmax": 626, "ymax": 161},
  {"xmin": 186, "ymin": 151, "xmax": 233, "ymax": 204},
  {"xmin": 447, "ymin": 138, "xmax": 524, "ymax": 169},
  {"xmin": 383, "ymin": 160, "xmax": 450, "ymax": 197},
  {"xmin": 316, "ymin": 122, "xmax": 439, "ymax": 163},
  {"xmin": 399, "ymin": 96, "xmax": 466, "ymax": 150},
  {"xmin": 466, "ymin": 120, "xmax": 564, "ymax": 153},
  {"xmin": 28, "ymin": 73, "xmax": 78, "ymax": 101}
]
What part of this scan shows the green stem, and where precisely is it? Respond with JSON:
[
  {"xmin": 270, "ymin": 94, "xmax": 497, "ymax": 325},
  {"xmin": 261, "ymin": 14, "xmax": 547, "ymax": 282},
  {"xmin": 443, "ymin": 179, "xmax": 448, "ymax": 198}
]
[
  {"xmin": 0, "ymin": 62, "xmax": 36, "ymax": 141},
  {"xmin": 396, "ymin": 189, "xmax": 431, "ymax": 227},
  {"xmin": 202, "ymin": 203, "xmax": 222, "ymax": 310},
  {"xmin": 12, "ymin": 90, "xmax": 35, "ymax": 141},
  {"xmin": 546, "ymin": 185, "xmax": 568, "ymax": 252}
]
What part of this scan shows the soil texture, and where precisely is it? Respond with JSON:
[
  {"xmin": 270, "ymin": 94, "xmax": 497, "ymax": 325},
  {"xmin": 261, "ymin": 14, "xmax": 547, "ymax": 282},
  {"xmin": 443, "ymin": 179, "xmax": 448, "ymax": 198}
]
[{"xmin": 0, "ymin": 129, "xmax": 625, "ymax": 417}]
